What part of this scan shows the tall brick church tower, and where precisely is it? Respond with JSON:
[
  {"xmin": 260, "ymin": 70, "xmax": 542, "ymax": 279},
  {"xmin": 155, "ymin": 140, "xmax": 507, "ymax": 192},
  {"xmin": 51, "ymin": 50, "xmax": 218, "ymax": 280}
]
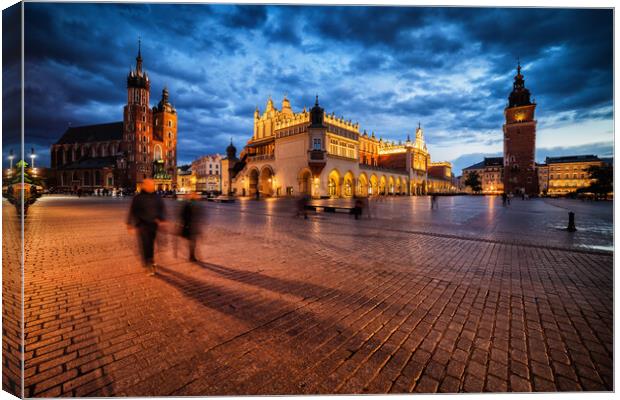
[
  {"xmin": 122, "ymin": 41, "xmax": 177, "ymax": 190},
  {"xmin": 503, "ymin": 62, "xmax": 538, "ymax": 195}
]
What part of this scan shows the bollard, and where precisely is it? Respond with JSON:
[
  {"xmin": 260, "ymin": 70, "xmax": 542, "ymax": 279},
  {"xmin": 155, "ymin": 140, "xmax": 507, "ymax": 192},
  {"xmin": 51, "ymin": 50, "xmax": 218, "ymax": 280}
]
[{"xmin": 567, "ymin": 211, "xmax": 577, "ymax": 232}]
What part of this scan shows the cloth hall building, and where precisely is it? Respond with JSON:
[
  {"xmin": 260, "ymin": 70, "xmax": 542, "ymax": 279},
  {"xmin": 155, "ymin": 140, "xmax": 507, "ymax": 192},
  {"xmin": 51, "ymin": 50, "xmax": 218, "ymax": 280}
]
[{"xmin": 227, "ymin": 96, "xmax": 454, "ymax": 198}]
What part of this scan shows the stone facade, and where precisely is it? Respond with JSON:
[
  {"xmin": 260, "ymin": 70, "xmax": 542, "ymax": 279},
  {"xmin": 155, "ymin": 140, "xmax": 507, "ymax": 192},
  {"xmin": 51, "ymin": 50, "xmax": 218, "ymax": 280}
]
[
  {"xmin": 539, "ymin": 155, "xmax": 607, "ymax": 196},
  {"xmin": 462, "ymin": 157, "xmax": 504, "ymax": 194},
  {"xmin": 50, "ymin": 123, "xmax": 123, "ymax": 190},
  {"xmin": 428, "ymin": 162, "xmax": 457, "ymax": 193},
  {"xmin": 229, "ymin": 96, "xmax": 454, "ymax": 198},
  {"xmin": 192, "ymin": 154, "xmax": 222, "ymax": 193},
  {"xmin": 176, "ymin": 165, "xmax": 195, "ymax": 193}
]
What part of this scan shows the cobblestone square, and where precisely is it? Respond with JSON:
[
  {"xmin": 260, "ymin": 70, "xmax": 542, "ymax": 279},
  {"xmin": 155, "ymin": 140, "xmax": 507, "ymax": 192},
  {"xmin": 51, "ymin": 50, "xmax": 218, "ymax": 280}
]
[{"xmin": 11, "ymin": 195, "xmax": 614, "ymax": 396}]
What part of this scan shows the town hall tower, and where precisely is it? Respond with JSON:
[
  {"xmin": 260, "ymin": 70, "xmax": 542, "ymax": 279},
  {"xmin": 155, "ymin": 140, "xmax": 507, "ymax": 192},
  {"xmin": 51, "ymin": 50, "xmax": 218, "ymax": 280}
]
[{"xmin": 503, "ymin": 61, "xmax": 538, "ymax": 195}]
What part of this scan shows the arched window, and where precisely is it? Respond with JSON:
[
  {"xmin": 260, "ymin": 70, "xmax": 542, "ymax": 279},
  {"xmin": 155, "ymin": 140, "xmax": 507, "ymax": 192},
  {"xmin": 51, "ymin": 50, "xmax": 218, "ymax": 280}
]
[{"xmin": 154, "ymin": 144, "xmax": 162, "ymax": 161}]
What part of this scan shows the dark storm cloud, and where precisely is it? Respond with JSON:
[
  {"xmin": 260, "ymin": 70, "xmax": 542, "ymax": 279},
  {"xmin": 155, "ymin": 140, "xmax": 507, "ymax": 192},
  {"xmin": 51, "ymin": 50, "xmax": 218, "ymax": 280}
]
[
  {"xmin": 221, "ymin": 5, "xmax": 268, "ymax": 29},
  {"xmin": 3, "ymin": 2, "xmax": 22, "ymax": 158},
  {"xmin": 17, "ymin": 3, "xmax": 612, "ymax": 169}
]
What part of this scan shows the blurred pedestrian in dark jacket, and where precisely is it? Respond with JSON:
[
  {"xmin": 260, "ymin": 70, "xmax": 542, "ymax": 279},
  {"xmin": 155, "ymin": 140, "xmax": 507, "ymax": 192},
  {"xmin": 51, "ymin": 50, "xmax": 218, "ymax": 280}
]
[
  {"xmin": 127, "ymin": 179, "xmax": 166, "ymax": 275},
  {"xmin": 296, "ymin": 194, "xmax": 310, "ymax": 219},
  {"xmin": 179, "ymin": 191, "xmax": 203, "ymax": 262},
  {"xmin": 353, "ymin": 198, "xmax": 364, "ymax": 220}
]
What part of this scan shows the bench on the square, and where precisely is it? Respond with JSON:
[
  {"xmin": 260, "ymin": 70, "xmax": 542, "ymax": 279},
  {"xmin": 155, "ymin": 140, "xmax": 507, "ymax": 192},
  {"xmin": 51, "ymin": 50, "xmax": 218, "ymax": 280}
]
[
  {"xmin": 305, "ymin": 204, "xmax": 355, "ymax": 214},
  {"xmin": 209, "ymin": 196, "xmax": 236, "ymax": 203}
]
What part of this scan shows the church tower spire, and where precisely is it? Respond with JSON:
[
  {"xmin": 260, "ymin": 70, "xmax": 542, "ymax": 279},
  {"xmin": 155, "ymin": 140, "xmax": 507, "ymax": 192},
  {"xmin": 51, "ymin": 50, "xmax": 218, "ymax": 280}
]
[
  {"xmin": 127, "ymin": 38, "xmax": 149, "ymax": 91},
  {"xmin": 136, "ymin": 37, "xmax": 143, "ymax": 73}
]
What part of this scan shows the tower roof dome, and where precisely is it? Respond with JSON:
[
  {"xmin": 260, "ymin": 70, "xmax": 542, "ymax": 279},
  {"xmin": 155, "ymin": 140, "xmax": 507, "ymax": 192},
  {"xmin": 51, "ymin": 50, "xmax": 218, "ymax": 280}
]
[
  {"xmin": 309, "ymin": 95, "xmax": 325, "ymax": 128},
  {"xmin": 226, "ymin": 138, "xmax": 237, "ymax": 159},
  {"xmin": 508, "ymin": 60, "xmax": 533, "ymax": 107}
]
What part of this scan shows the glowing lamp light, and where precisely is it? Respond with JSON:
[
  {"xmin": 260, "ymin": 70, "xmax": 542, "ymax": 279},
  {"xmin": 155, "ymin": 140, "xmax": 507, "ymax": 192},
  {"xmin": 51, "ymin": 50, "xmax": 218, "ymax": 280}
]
[
  {"xmin": 30, "ymin": 148, "xmax": 36, "ymax": 169},
  {"xmin": 8, "ymin": 149, "xmax": 14, "ymax": 170}
]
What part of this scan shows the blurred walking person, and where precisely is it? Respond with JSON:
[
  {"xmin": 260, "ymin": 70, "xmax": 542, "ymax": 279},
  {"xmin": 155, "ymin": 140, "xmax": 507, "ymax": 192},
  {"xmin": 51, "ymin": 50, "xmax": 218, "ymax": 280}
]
[
  {"xmin": 431, "ymin": 194, "xmax": 438, "ymax": 209},
  {"xmin": 179, "ymin": 191, "xmax": 203, "ymax": 262},
  {"xmin": 365, "ymin": 195, "xmax": 372, "ymax": 219},
  {"xmin": 296, "ymin": 194, "xmax": 310, "ymax": 219},
  {"xmin": 127, "ymin": 179, "xmax": 166, "ymax": 276},
  {"xmin": 352, "ymin": 198, "xmax": 364, "ymax": 220}
]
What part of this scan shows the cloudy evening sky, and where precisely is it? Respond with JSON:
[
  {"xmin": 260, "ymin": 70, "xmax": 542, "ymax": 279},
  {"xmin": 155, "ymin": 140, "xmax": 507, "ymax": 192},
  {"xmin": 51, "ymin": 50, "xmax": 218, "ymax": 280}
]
[{"xmin": 7, "ymin": 3, "xmax": 614, "ymax": 174}]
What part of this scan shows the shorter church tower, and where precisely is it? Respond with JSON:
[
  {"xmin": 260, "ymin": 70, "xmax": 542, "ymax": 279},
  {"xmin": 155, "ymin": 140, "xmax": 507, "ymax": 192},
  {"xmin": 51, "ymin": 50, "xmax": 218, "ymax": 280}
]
[
  {"xmin": 503, "ymin": 61, "xmax": 538, "ymax": 195},
  {"xmin": 152, "ymin": 86, "xmax": 177, "ymax": 186}
]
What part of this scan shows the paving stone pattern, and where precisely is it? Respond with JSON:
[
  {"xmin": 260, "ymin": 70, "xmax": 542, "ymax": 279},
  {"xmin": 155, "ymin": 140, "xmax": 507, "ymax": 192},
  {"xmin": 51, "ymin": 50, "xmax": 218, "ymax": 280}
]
[
  {"xmin": 19, "ymin": 196, "xmax": 613, "ymax": 396},
  {"xmin": 2, "ymin": 200, "xmax": 23, "ymax": 397}
]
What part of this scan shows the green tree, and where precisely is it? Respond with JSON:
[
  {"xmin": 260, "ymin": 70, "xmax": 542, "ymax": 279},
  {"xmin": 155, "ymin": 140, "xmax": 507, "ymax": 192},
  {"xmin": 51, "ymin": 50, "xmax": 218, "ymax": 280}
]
[
  {"xmin": 9, "ymin": 160, "xmax": 40, "ymax": 185},
  {"xmin": 464, "ymin": 171, "xmax": 482, "ymax": 193},
  {"xmin": 584, "ymin": 164, "xmax": 613, "ymax": 199}
]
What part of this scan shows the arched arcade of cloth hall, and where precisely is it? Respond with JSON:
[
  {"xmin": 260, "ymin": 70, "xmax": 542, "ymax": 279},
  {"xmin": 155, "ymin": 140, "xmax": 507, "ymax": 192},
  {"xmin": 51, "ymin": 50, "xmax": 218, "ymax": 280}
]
[
  {"xmin": 259, "ymin": 165, "xmax": 275, "ymax": 196},
  {"xmin": 297, "ymin": 168, "xmax": 312, "ymax": 196},
  {"xmin": 388, "ymin": 176, "xmax": 395, "ymax": 195},
  {"xmin": 327, "ymin": 169, "xmax": 341, "ymax": 198},
  {"xmin": 357, "ymin": 173, "xmax": 369, "ymax": 197},
  {"xmin": 379, "ymin": 176, "xmax": 387, "ymax": 195},
  {"xmin": 321, "ymin": 170, "xmax": 408, "ymax": 198},
  {"xmin": 248, "ymin": 168, "xmax": 259, "ymax": 197},
  {"xmin": 342, "ymin": 171, "xmax": 355, "ymax": 198},
  {"xmin": 239, "ymin": 165, "xmax": 413, "ymax": 199},
  {"xmin": 370, "ymin": 174, "xmax": 378, "ymax": 196}
]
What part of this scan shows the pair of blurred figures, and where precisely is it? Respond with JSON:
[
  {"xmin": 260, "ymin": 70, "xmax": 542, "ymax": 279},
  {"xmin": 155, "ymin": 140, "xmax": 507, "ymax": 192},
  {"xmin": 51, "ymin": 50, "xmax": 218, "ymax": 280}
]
[{"xmin": 126, "ymin": 179, "xmax": 202, "ymax": 275}]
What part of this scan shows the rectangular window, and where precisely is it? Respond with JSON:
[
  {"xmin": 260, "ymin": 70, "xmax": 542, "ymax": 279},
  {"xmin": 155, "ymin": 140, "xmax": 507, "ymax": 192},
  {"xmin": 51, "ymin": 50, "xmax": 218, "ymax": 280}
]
[
  {"xmin": 329, "ymin": 139, "xmax": 338, "ymax": 154},
  {"xmin": 313, "ymin": 138, "xmax": 321, "ymax": 150}
]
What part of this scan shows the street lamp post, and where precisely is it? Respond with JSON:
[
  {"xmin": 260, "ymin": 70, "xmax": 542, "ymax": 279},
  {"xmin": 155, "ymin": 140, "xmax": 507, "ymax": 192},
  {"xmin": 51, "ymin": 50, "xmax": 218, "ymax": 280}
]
[
  {"xmin": 30, "ymin": 148, "xmax": 36, "ymax": 170},
  {"xmin": 8, "ymin": 149, "xmax": 14, "ymax": 170}
]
